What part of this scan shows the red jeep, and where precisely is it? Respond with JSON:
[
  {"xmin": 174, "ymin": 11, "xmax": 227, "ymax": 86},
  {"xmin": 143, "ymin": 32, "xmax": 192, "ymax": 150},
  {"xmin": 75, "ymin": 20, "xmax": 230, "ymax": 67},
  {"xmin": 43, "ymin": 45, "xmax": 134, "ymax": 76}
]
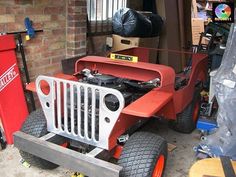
[{"xmin": 14, "ymin": 48, "xmax": 207, "ymax": 177}]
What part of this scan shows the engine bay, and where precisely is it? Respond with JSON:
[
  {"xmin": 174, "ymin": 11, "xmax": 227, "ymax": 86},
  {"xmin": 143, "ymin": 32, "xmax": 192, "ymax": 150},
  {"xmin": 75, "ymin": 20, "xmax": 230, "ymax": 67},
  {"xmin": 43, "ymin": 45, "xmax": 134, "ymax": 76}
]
[{"xmin": 76, "ymin": 68, "xmax": 161, "ymax": 110}]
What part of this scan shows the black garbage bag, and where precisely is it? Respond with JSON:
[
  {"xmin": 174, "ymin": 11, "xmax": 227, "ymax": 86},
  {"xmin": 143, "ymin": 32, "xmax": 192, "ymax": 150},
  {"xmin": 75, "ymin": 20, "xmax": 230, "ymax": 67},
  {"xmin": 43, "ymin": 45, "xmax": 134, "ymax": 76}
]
[
  {"xmin": 148, "ymin": 14, "xmax": 163, "ymax": 37},
  {"xmin": 113, "ymin": 8, "xmax": 152, "ymax": 37}
]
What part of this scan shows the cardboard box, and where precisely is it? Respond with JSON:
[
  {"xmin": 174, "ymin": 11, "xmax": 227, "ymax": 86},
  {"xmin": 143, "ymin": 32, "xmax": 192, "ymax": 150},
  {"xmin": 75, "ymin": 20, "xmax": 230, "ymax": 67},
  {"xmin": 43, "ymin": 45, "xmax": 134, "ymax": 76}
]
[
  {"xmin": 191, "ymin": 18, "xmax": 205, "ymax": 45},
  {"xmin": 112, "ymin": 34, "xmax": 159, "ymax": 63}
]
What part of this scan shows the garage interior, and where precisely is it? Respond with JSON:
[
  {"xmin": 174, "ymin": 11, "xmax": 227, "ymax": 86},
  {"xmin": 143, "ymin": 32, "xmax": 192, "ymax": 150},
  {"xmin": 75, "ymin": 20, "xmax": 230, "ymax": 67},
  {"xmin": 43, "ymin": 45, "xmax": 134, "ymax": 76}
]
[{"xmin": 0, "ymin": 0, "xmax": 236, "ymax": 177}]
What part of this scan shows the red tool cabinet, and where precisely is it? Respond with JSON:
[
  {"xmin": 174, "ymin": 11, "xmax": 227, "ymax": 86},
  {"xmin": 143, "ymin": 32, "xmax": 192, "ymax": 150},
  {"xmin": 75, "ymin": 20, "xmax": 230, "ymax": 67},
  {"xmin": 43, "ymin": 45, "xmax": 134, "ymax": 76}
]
[{"xmin": 0, "ymin": 35, "xmax": 28, "ymax": 144}]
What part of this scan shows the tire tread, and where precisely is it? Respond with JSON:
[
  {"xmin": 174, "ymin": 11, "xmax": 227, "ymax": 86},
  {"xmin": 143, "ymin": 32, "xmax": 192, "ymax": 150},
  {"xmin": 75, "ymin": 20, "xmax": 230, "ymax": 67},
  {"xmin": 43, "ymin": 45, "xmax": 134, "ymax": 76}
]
[{"xmin": 118, "ymin": 132, "xmax": 167, "ymax": 177}]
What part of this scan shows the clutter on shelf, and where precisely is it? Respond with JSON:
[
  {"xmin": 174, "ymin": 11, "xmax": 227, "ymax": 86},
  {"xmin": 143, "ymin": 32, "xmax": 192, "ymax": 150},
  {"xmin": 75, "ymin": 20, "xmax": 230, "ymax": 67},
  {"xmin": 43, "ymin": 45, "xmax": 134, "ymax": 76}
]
[{"xmin": 197, "ymin": 19, "xmax": 236, "ymax": 160}]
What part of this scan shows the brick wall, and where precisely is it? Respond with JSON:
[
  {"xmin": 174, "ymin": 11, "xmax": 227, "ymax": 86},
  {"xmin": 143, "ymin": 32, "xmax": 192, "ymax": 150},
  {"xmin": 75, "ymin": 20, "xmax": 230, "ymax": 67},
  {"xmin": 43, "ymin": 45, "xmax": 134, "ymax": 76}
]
[
  {"xmin": 67, "ymin": 0, "xmax": 87, "ymax": 57},
  {"xmin": 87, "ymin": 35, "xmax": 111, "ymax": 56},
  {"xmin": 0, "ymin": 0, "xmax": 87, "ymax": 81}
]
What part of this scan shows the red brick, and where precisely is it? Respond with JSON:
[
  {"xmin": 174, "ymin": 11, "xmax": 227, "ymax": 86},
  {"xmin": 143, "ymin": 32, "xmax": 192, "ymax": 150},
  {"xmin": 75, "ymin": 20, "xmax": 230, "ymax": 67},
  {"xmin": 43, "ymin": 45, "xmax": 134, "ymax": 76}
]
[
  {"xmin": 51, "ymin": 15, "xmax": 61, "ymax": 21},
  {"xmin": 0, "ymin": 1, "xmax": 15, "ymax": 6},
  {"xmin": 25, "ymin": 7, "xmax": 44, "ymax": 14},
  {"xmin": 68, "ymin": 21, "xmax": 87, "ymax": 27},
  {"xmin": 14, "ymin": 15, "xmax": 26, "ymax": 24},
  {"xmin": 67, "ymin": 34, "xmax": 86, "ymax": 41},
  {"xmin": 14, "ymin": 0, "xmax": 33, "ymax": 5},
  {"xmin": 51, "ymin": 15, "xmax": 57, "ymax": 21},
  {"xmin": 0, "ymin": 7, "xmax": 6, "ymax": 14},
  {"xmin": 44, "ymin": 7, "xmax": 65, "ymax": 14},
  {"xmin": 67, "ymin": 47, "xmax": 86, "ymax": 56},
  {"xmin": 75, "ymin": 0, "xmax": 86, "ymax": 6},
  {"xmin": 6, "ymin": 7, "xmax": 25, "ymax": 14},
  {"xmin": 34, "ymin": 0, "xmax": 50, "ymax": 7},
  {"xmin": 81, "ymin": 27, "xmax": 86, "ymax": 33},
  {"xmin": 67, "ymin": 27, "xmax": 80, "ymax": 34},
  {"xmin": 44, "ymin": 63, "xmax": 62, "ymax": 73},
  {"xmin": 28, "ymin": 67, "xmax": 45, "ymax": 77},
  {"xmin": 51, "ymin": 55, "xmax": 66, "ymax": 64},
  {"xmin": 48, "ymin": 42, "xmax": 65, "ymax": 50},
  {"xmin": 43, "ymin": 36, "xmax": 65, "ymax": 46},
  {"xmin": 25, "ymin": 53, "xmax": 42, "ymax": 61},
  {"xmin": 0, "ymin": 24, "xmax": 6, "ymax": 31},
  {"xmin": 68, "ymin": 0, "xmax": 86, "ymax": 7},
  {"xmin": 50, "ymin": 0, "xmax": 65, "ymax": 6},
  {"xmin": 42, "ymin": 49, "xmax": 65, "ymax": 58},
  {"xmin": 23, "ymin": 37, "xmax": 43, "ymax": 45},
  {"xmin": 32, "ymin": 22, "xmax": 43, "ymax": 29},
  {"xmin": 44, "ymin": 21, "xmax": 61, "ymax": 29},
  {"xmin": 33, "ymin": 59, "xmax": 51, "ymax": 67},
  {"xmin": 5, "ymin": 22, "xmax": 24, "ymax": 31},
  {"xmin": 68, "ymin": 7, "xmax": 83, "ymax": 14},
  {"xmin": 67, "ymin": 14, "xmax": 86, "ymax": 22},
  {"xmin": 52, "ymin": 28, "xmax": 66, "ymax": 35},
  {"xmin": 82, "ymin": 7, "xmax": 87, "ymax": 13},
  {"xmin": 67, "ymin": 41, "xmax": 80, "ymax": 49}
]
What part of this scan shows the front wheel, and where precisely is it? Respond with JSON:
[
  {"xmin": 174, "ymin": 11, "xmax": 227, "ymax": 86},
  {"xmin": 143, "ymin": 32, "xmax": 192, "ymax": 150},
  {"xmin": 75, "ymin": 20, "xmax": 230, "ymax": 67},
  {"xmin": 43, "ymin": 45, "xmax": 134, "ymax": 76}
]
[
  {"xmin": 19, "ymin": 109, "xmax": 58, "ymax": 169},
  {"xmin": 118, "ymin": 131, "xmax": 167, "ymax": 177}
]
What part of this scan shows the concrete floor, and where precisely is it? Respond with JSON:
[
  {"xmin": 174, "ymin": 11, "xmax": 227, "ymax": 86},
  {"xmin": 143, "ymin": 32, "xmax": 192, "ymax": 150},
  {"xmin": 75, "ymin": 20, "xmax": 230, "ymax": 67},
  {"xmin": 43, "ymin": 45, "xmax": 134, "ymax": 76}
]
[{"xmin": 0, "ymin": 119, "xmax": 200, "ymax": 177}]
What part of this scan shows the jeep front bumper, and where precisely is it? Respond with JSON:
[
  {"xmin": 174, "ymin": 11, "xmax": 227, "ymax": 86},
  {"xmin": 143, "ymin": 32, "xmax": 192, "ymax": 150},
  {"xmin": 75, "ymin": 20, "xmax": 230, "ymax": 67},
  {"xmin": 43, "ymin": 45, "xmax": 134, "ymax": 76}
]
[{"xmin": 14, "ymin": 131, "xmax": 122, "ymax": 177}]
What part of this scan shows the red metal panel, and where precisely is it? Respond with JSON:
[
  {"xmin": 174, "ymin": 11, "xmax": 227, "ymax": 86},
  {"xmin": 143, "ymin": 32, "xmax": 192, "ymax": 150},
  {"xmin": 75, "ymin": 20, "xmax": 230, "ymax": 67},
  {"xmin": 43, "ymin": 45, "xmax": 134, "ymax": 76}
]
[
  {"xmin": 75, "ymin": 56, "xmax": 176, "ymax": 87},
  {"xmin": 26, "ymin": 73, "xmax": 77, "ymax": 92},
  {"xmin": 122, "ymin": 90, "xmax": 173, "ymax": 117},
  {"xmin": 0, "ymin": 35, "xmax": 28, "ymax": 144}
]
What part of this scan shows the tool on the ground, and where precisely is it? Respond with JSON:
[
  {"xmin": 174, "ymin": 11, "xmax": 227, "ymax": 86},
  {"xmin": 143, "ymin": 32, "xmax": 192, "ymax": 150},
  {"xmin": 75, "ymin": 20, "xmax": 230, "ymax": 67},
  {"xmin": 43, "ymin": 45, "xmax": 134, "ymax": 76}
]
[
  {"xmin": 20, "ymin": 158, "xmax": 31, "ymax": 168},
  {"xmin": 71, "ymin": 172, "xmax": 85, "ymax": 177},
  {"xmin": 197, "ymin": 118, "xmax": 218, "ymax": 138}
]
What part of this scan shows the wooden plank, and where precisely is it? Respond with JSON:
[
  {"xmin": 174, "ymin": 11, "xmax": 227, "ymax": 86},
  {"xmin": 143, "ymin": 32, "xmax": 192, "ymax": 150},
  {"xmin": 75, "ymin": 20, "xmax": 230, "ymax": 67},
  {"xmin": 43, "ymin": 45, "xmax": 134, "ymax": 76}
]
[
  {"xmin": 167, "ymin": 143, "xmax": 177, "ymax": 152},
  {"xmin": 189, "ymin": 158, "xmax": 236, "ymax": 177},
  {"xmin": 192, "ymin": 0, "xmax": 198, "ymax": 18},
  {"xmin": 14, "ymin": 131, "xmax": 121, "ymax": 177}
]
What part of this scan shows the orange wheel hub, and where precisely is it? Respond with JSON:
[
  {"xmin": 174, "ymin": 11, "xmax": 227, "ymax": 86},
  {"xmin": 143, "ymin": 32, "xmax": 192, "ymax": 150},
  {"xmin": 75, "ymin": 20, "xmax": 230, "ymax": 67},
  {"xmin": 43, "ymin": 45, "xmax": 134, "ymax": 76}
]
[
  {"xmin": 193, "ymin": 101, "xmax": 200, "ymax": 122},
  {"xmin": 152, "ymin": 155, "xmax": 165, "ymax": 177}
]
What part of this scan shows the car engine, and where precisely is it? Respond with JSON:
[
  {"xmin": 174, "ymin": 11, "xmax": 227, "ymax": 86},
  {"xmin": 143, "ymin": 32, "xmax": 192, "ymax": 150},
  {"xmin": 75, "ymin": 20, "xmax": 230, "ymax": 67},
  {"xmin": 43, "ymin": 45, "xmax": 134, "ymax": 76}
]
[{"xmin": 78, "ymin": 68, "xmax": 160, "ymax": 110}]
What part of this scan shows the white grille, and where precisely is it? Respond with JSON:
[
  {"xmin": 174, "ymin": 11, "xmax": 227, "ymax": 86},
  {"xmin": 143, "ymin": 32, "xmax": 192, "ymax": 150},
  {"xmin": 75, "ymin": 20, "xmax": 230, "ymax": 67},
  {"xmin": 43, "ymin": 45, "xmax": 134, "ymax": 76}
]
[{"xmin": 36, "ymin": 75, "xmax": 124, "ymax": 150}]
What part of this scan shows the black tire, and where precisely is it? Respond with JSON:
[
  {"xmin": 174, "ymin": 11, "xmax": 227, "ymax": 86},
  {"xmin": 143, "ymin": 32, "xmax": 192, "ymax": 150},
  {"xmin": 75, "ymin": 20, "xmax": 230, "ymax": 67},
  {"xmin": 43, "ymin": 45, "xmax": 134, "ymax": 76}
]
[
  {"xmin": 170, "ymin": 88, "xmax": 201, "ymax": 133},
  {"xmin": 19, "ymin": 109, "xmax": 58, "ymax": 169},
  {"xmin": 118, "ymin": 132, "xmax": 167, "ymax": 177}
]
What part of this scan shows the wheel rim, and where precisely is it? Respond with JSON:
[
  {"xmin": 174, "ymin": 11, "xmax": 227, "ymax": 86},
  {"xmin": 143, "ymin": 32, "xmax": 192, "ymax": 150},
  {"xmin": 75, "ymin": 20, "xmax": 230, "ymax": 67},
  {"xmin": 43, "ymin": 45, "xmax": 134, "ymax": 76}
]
[
  {"xmin": 152, "ymin": 155, "xmax": 165, "ymax": 177},
  {"xmin": 193, "ymin": 100, "xmax": 200, "ymax": 122}
]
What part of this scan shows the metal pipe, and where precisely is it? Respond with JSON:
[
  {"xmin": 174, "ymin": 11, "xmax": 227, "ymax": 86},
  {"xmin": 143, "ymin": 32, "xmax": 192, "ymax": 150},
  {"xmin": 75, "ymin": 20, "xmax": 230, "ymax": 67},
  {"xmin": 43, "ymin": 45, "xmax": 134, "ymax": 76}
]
[
  {"xmin": 16, "ymin": 33, "xmax": 36, "ymax": 111},
  {"xmin": 1, "ymin": 29, "xmax": 43, "ymax": 35}
]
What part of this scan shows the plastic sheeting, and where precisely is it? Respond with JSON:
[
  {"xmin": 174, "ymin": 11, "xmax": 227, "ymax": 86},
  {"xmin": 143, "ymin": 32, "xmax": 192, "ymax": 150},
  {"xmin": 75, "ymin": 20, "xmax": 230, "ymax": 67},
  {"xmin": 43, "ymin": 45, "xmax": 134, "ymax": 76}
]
[{"xmin": 200, "ymin": 22, "xmax": 236, "ymax": 160}]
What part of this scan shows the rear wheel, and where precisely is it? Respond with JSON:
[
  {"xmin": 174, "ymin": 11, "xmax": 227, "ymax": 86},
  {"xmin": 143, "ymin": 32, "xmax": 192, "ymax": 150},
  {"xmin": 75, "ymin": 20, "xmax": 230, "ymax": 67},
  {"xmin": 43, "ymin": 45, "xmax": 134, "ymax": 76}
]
[
  {"xmin": 170, "ymin": 88, "xmax": 201, "ymax": 133},
  {"xmin": 19, "ymin": 109, "xmax": 58, "ymax": 169},
  {"xmin": 118, "ymin": 131, "xmax": 167, "ymax": 177}
]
